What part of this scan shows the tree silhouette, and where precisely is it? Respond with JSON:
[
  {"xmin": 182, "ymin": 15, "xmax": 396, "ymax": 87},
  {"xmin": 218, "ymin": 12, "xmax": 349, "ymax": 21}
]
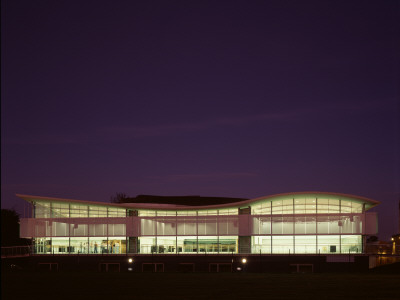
[
  {"xmin": 110, "ymin": 192, "xmax": 128, "ymax": 203},
  {"xmin": 1, "ymin": 208, "xmax": 30, "ymax": 246}
]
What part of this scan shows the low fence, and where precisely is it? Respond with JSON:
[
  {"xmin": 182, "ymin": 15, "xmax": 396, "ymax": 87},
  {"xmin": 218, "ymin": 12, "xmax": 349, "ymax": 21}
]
[{"xmin": 1, "ymin": 246, "xmax": 32, "ymax": 258}]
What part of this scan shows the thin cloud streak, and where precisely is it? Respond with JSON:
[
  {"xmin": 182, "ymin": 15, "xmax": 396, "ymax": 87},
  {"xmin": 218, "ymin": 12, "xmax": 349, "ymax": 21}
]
[
  {"xmin": 103, "ymin": 111, "xmax": 300, "ymax": 139},
  {"xmin": 102, "ymin": 100, "xmax": 390, "ymax": 140},
  {"xmin": 147, "ymin": 172, "xmax": 258, "ymax": 182},
  {"xmin": 3, "ymin": 102, "xmax": 388, "ymax": 145},
  {"xmin": 2, "ymin": 111, "xmax": 300, "ymax": 145}
]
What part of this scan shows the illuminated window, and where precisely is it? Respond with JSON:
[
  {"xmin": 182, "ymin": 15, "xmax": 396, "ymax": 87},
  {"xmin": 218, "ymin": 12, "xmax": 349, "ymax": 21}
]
[
  {"xmin": 108, "ymin": 207, "xmax": 126, "ymax": 217},
  {"xmin": 51, "ymin": 203, "xmax": 69, "ymax": 218},
  {"xmin": 272, "ymin": 236, "xmax": 293, "ymax": 254},
  {"xmin": 138, "ymin": 210, "xmax": 156, "ymax": 217},
  {"xmin": 89, "ymin": 206, "xmax": 107, "ymax": 217},
  {"xmin": 35, "ymin": 202, "xmax": 51, "ymax": 218},
  {"xmin": 70, "ymin": 204, "xmax": 88, "ymax": 218}
]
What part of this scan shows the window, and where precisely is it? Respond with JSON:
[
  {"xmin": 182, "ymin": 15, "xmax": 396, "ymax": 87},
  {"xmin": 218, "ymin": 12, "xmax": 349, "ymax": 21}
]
[
  {"xmin": 198, "ymin": 217, "xmax": 217, "ymax": 235},
  {"xmin": 252, "ymin": 236, "xmax": 271, "ymax": 254},
  {"xmin": 35, "ymin": 202, "xmax": 51, "ymax": 218},
  {"xmin": 294, "ymin": 198, "xmax": 306, "ymax": 214},
  {"xmin": 156, "ymin": 217, "xmax": 176, "ymax": 235},
  {"xmin": 252, "ymin": 201, "xmax": 271, "ymax": 215},
  {"xmin": 272, "ymin": 236, "xmax": 293, "ymax": 254},
  {"xmin": 108, "ymin": 207, "xmax": 126, "ymax": 217},
  {"xmin": 341, "ymin": 235, "xmax": 361, "ymax": 253},
  {"xmin": 177, "ymin": 217, "xmax": 197, "ymax": 235},
  {"xmin": 138, "ymin": 210, "xmax": 156, "ymax": 217},
  {"xmin": 51, "ymin": 203, "xmax": 69, "ymax": 218},
  {"xmin": 272, "ymin": 201, "xmax": 283, "ymax": 214},
  {"xmin": 295, "ymin": 236, "xmax": 316, "ymax": 254},
  {"xmin": 89, "ymin": 206, "xmax": 107, "ymax": 217},
  {"xmin": 70, "ymin": 205, "xmax": 88, "ymax": 218},
  {"xmin": 317, "ymin": 235, "xmax": 340, "ymax": 254},
  {"xmin": 70, "ymin": 224, "xmax": 88, "ymax": 236},
  {"xmin": 218, "ymin": 208, "xmax": 238, "ymax": 215}
]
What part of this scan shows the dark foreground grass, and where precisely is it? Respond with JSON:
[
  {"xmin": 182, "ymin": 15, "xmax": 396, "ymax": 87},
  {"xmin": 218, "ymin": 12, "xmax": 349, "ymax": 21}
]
[{"xmin": 2, "ymin": 272, "xmax": 400, "ymax": 300}]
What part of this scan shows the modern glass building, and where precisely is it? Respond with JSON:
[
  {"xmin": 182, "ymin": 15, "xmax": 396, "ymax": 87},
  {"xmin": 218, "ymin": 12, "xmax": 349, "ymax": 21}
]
[{"xmin": 18, "ymin": 192, "xmax": 379, "ymax": 255}]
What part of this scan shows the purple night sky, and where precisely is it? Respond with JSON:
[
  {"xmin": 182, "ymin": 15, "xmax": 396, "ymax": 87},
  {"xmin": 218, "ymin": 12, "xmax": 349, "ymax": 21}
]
[{"xmin": 1, "ymin": 1, "xmax": 399, "ymax": 240}]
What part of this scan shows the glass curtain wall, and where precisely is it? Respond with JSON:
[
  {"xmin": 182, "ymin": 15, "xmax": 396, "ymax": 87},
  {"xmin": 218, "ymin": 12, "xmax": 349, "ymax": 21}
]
[
  {"xmin": 32, "ymin": 201, "xmax": 128, "ymax": 254},
  {"xmin": 251, "ymin": 196, "xmax": 364, "ymax": 254},
  {"xmin": 30, "ymin": 197, "xmax": 365, "ymax": 255}
]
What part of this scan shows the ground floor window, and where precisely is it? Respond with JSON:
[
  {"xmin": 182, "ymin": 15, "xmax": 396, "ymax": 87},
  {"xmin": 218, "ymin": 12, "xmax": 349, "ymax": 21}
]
[
  {"xmin": 295, "ymin": 236, "xmax": 317, "ymax": 254},
  {"xmin": 252, "ymin": 236, "xmax": 271, "ymax": 253},
  {"xmin": 252, "ymin": 235, "xmax": 362, "ymax": 254},
  {"xmin": 138, "ymin": 237, "xmax": 156, "ymax": 253},
  {"xmin": 317, "ymin": 235, "xmax": 340, "ymax": 254},
  {"xmin": 158, "ymin": 236, "xmax": 177, "ymax": 253},
  {"xmin": 33, "ymin": 237, "xmax": 126, "ymax": 254},
  {"xmin": 32, "ymin": 235, "xmax": 360, "ymax": 254},
  {"xmin": 138, "ymin": 236, "xmax": 238, "ymax": 254},
  {"xmin": 272, "ymin": 236, "xmax": 294, "ymax": 254},
  {"xmin": 341, "ymin": 235, "xmax": 362, "ymax": 253},
  {"xmin": 219, "ymin": 236, "xmax": 237, "ymax": 253},
  {"xmin": 197, "ymin": 236, "xmax": 219, "ymax": 253}
]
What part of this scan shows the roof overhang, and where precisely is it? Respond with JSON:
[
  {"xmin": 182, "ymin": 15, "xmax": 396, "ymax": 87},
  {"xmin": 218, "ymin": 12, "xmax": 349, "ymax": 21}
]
[{"xmin": 16, "ymin": 191, "xmax": 380, "ymax": 211}]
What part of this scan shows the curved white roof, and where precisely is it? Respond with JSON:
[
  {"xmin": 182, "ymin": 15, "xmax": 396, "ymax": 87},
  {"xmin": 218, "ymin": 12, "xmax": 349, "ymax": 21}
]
[{"xmin": 17, "ymin": 191, "xmax": 380, "ymax": 211}]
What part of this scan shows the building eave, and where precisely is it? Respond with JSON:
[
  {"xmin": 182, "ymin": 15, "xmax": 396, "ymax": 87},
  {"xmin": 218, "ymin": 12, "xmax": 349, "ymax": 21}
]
[{"xmin": 16, "ymin": 191, "xmax": 380, "ymax": 211}]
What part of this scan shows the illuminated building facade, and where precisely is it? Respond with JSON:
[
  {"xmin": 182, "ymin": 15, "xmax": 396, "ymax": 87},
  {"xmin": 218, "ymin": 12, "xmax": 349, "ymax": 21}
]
[{"xmin": 18, "ymin": 192, "xmax": 379, "ymax": 256}]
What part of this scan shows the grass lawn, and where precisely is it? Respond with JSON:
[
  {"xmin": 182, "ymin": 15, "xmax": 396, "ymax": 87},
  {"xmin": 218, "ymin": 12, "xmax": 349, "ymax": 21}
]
[{"xmin": 2, "ymin": 271, "xmax": 400, "ymax": 300}]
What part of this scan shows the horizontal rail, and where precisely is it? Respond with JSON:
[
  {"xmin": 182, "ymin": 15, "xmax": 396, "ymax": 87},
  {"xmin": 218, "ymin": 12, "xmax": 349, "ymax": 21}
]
[{"xmin": 1, "ymin": 246, "xmax": 33, "ymax": 258}]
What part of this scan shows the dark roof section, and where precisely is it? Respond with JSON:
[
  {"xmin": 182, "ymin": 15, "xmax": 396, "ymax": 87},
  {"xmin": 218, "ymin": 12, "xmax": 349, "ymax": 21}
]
[{"xmin": 119, "ymin": 195, "xmax": 248, "ymax": 206}]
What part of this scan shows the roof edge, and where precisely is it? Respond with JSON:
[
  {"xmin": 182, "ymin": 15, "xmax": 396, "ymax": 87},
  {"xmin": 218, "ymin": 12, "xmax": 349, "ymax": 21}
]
[{"xmin": 16, "ymin": 191, "xmax": 380, "ymax": 211}]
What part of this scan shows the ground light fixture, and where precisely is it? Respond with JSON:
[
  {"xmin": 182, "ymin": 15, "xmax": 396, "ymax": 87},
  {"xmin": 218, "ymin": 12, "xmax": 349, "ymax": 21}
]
[{"xmin": 128, "ymin": 258, "xmax": 134, "ymax": 271}]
